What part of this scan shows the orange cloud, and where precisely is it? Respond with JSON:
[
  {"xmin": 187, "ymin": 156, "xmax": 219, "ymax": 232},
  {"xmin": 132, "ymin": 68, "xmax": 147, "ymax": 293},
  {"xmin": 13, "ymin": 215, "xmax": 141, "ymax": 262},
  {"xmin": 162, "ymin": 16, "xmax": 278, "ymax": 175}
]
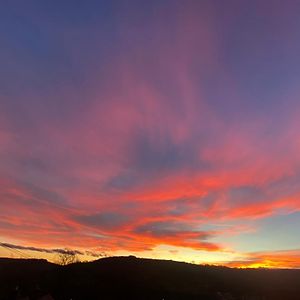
[
  {"xmin": 1, "ymin": 0, "xmax": 300, "ymax": 266},
  {"xmin": 226, "ymin": 250, "xmax": 300, "ymax": 269}
]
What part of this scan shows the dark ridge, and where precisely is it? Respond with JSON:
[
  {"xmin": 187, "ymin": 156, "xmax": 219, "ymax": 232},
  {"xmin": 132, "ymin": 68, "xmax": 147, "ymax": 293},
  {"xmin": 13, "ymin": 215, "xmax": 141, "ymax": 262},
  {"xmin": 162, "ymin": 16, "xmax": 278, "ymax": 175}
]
[{"xmin": 1, "ymin": 256, "xmax": 300, "ymax": 299}]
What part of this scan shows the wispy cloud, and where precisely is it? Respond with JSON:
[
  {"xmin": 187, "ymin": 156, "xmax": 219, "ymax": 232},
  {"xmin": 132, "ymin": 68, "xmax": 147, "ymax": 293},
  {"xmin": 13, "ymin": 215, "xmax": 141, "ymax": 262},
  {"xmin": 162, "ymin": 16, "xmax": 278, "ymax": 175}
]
[
  {"xmin": 0, "ymin": 242, "xmax": 105, "ymax": 258},
  {"xmin": 1, "ymin": 0, "xmax": 300, "ymax": 266}
]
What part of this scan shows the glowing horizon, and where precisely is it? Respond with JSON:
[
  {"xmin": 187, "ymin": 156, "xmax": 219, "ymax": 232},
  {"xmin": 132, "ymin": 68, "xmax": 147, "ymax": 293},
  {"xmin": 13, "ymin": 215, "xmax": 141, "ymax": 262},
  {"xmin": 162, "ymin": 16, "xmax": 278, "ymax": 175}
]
[{"xmin": 1, "ymin": 1, "xmax": 300, "ymax": 268}]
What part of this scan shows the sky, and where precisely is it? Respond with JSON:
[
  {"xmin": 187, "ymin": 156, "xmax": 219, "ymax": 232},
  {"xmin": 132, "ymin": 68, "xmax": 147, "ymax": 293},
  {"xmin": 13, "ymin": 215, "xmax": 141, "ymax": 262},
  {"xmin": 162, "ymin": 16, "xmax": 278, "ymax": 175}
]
[{"xmin": 1, "ymin": 0, "xmax": 300, "ymax": 268}]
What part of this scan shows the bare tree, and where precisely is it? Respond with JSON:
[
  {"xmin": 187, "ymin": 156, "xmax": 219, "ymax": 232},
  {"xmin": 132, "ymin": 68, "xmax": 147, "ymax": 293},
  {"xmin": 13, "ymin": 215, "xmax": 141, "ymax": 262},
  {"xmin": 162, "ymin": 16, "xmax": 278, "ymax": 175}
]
[{"xmin": 56, "ymin": 248, "xmax": 79, "ymax": 265}]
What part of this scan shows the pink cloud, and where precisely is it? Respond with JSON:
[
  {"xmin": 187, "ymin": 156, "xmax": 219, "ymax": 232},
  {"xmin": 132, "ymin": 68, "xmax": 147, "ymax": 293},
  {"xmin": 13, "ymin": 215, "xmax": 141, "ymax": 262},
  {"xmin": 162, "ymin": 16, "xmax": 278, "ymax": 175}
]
[{"xmin": 1, "ymin": 1, "xmax": 300, "ymax": 263}]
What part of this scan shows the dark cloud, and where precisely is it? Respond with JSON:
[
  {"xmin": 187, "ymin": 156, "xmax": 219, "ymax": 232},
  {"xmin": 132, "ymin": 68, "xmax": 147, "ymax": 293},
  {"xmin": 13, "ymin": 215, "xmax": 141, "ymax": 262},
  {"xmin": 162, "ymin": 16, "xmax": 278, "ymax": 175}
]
[
  {"xmin": 267, "ymin": 172, "xmax": 300, "ymax": 198},
  {"xmin": 134, "ymin": 220, "xmax": 211, "ymax": 240},
  {"xmin": 227, "ymin": 186, "xmax": 266, "ymax": 206},
  {"xmin": 85, "ymin": 250, "xmax": 107, "ymax": 258},
  {"xmin": 104, "ymin": 171, "xmax": 140, "ymax": 191},
  {"xmin": 164, "ymin": 195, "xmax": 215, "ymax": 217},
  {"xmin": 0, "ymin": 242, "xmax": 83, "ymax": 255},
  {"xmin": 0, "ymin": 179, "xmax": 68, "ymax": 208},
  {"xmin": 0, "ymin": 242, "xmax": 108, "ymax": 258},
  {"xmin": 133, "ymin": 133, "xmax": 195, "ymax": 173},
  {"xmin": 73, "ymin": 212, "xmax": 129, "ymax": 230},
  {"xmin": 21, "ymin": 182, "xmax": 67, "ymax": 205},
  {"xmin": 103, "ymin": 131, "xmax": 209, "ymax": 192},
  {"xmin": 167, "ymin": 199, "xmax": 191, "ymax": 216}
]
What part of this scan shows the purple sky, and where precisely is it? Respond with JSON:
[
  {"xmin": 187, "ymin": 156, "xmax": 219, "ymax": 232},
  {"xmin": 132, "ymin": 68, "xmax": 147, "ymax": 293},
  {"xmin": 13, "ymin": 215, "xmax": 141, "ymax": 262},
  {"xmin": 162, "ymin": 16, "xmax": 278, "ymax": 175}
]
[{"xmin": 1, "ymin": 1, "xmax": 300, "ymax": 267}]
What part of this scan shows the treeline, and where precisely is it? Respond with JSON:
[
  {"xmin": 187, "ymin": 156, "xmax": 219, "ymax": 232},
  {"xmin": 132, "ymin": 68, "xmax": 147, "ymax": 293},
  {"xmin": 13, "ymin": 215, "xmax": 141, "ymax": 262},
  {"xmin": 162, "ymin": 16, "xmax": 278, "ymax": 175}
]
[{"xmin": 1, "ymin": 256, "xmax": 300, "ymax": 299}]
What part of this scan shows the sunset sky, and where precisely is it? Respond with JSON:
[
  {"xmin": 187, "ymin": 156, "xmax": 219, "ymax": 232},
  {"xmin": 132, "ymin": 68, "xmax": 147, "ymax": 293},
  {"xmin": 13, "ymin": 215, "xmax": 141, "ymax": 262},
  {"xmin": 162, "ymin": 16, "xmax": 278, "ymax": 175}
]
[{"xmin": 1, "ymin": 1, "xmax": 300, "ymax": 268}]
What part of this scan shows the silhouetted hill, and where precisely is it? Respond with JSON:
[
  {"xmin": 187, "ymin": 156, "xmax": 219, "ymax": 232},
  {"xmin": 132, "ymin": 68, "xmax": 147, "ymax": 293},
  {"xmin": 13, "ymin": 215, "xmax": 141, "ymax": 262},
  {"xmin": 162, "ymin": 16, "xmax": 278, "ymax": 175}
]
[{"xmin": 1, "ymin": 256, "xmax": 300, "ymax": 299}]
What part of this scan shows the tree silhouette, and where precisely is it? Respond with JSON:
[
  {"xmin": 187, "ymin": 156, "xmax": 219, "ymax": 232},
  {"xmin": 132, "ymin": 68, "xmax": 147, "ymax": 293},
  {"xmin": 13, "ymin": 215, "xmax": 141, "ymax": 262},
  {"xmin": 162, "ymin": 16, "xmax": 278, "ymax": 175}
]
[{"xmin": 56, "ymin": 248, "xmax": 79, "ymax": 265}]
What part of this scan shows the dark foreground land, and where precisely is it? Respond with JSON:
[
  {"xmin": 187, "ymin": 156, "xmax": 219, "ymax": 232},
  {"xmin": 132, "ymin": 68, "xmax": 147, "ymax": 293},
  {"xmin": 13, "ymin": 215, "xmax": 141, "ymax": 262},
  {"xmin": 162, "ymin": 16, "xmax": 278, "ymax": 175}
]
[{"xmin": 1, "ymin": 256, "xmax": 300, "ymax": 300}]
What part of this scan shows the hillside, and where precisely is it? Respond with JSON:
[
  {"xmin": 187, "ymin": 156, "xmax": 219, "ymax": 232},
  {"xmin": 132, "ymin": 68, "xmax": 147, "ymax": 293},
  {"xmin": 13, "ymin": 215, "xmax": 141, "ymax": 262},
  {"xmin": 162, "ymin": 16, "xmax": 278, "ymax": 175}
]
[{"xmin": 1, "ymin": 256, "xmax": 300, "ymax": 299}]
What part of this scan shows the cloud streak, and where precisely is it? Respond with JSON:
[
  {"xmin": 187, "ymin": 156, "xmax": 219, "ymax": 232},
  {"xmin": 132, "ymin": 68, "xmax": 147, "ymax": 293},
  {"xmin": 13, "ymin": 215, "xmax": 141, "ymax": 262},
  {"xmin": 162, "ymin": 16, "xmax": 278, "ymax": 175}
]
[{"xmin": 0, "ymin": 242, "xmax": 105, "ymax": 258}]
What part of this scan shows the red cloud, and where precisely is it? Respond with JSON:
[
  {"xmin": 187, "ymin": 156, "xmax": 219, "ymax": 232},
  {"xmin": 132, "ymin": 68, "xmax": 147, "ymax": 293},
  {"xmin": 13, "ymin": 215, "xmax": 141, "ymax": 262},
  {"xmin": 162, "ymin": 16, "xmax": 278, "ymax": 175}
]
[{"xmin": 1, "ymin": 1, "xmax": 300, "ymax": 265}]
